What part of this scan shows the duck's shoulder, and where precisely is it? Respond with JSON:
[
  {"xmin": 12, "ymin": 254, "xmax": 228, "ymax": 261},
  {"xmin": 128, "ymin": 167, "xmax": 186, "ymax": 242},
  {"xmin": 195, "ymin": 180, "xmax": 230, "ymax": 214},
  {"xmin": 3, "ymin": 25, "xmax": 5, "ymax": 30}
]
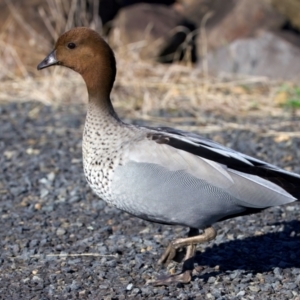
[
  {"xmin": 136, "ymin": 125, "xmax": 243, "ymax": 165},
  {"xmin": 135, "ymin": 125, "xmax": 281, "ymax": 172}
]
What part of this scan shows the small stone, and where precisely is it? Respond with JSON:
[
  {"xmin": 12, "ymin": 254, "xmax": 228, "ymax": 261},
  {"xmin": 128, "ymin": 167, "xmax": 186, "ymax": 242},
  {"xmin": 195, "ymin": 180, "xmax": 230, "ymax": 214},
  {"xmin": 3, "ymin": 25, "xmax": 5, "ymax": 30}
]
[
  {"xmin": 273, "ymin": 267, "xmax": 281, "ymax": 274},
  {"xmin": 131, "ymin": 288, "xmax": 140, "ymax": 295},
  {"xmin": 34, "ymin": 203, "xmax": 42, "ymax": 210},
  {"xmin": 39, "ymin": 178, "xmax": 49, "ymax": 185},
  {"xmin": 40, "ymin": 188, "xmax": 49, "ymax": 198},
  {"xmin": 126, "ymin": 283, "xmax": 133, "ymax": 291},
  {"xmin": 56, "ymin": 228, "xmax": 66, "ymax": 236},
  {"xmin": 70, "ymin": 280, "xmax": 81, "ymax": 291},
  {"xmin": 32, "ymin": 275, "xmax": 42, "ymax": 282},
  {"xmin": 4, "ymin": 150, "xmax": 15, "ymax": 159},
  {"xmin": 26, "ymin": 148, "xmax": 40, "ymax": 155},
  {"xmin": 207, "ymin": 276, "xmax": 216, "ymax": 283},
  {"xmin": 47, "ymin": 172, "xmax": 56, "ymax": 181},
  {"xmin": 236, "ymin": 291, "xmax": 245, "ymax": 296},
  {"xmin": 12, "ymin": 244, "xmax": 20, "ymax": 254},
  {"xmin": 249, "ymin": 285, "xmax": 260, "ymax": 292},
  {"xmin": 99, "ymin": 285, "xmax": 109, "ymax": 289}
]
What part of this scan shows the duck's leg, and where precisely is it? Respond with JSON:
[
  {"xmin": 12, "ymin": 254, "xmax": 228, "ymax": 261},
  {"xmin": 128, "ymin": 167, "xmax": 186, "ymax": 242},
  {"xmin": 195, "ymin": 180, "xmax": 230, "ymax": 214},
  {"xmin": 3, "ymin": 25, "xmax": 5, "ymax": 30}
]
[
  {"xmin": 158, "ymin": 227, "xmax": 216, "ymax": 265},
  {"xmin": 153, "ymin": 227, "xmax": 216, "ymax": 285}
]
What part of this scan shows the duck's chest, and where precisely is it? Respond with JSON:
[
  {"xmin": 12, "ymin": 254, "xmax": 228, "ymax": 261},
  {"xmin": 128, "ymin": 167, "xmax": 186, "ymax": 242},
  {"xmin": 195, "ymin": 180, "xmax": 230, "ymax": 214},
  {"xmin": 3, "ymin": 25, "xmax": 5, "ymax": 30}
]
[
  {"xmin": 82, "ymin": 117, "xmax": 138, "ymax": 204},
  {"xmin": 83, "ymin": 151, "xmax": 117, "ymax": 203},
  {"xmin": 83, "ymin": 142, "xmax": 121, "ymax": 204}
]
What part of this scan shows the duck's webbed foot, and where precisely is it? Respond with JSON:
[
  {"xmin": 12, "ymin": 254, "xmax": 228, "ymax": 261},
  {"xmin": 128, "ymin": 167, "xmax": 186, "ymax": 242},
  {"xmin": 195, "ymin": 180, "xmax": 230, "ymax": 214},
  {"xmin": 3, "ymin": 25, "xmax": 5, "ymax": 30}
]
[{"xmin": 153, "ymin": 227, "xmax": 216, "ymax": 286}]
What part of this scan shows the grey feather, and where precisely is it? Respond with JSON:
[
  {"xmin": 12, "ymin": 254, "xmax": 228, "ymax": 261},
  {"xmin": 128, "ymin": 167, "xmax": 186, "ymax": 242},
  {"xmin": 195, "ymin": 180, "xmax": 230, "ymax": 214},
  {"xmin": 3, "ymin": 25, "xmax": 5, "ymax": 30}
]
[
  {"xmin": 110, "ymin": 161, "xmax": 244, "ymax": 228},
  {"xmin": 227, "ymin": 169, "xmax": 296, "ymax": 207},
  {"xmin": 109, "ymin": 136, "xmax": 297, "ymax": 229}
]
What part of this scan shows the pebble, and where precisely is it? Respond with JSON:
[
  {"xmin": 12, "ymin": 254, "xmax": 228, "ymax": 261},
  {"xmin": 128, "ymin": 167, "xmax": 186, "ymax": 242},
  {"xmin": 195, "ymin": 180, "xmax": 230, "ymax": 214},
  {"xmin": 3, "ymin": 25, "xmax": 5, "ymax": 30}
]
[
  {"xmin": 56, "ymin": 228, "xmax": 66, "ymax": 236},
  {"xmin": 249, "ymin": 285, "xmax": 260, "ymax": 292},
  {"xmin": 32, "ymin": 275, "xmax": 42, "ymax": 282},
  {"xmin": 1, "ymin": 101, "xmax": 300, "ymax": 299},
  {"xmin": 236, "ymin": 290, "xmax": 245, "ymax": 296}
]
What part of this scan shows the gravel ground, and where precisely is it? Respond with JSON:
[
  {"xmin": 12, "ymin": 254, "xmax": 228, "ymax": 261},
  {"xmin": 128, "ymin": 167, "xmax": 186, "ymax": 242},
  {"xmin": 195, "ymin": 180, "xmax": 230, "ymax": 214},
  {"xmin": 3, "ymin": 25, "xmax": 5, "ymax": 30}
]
[{"xmin": 1, "ymin": 101, "xmax": 300, "ymax": 300}]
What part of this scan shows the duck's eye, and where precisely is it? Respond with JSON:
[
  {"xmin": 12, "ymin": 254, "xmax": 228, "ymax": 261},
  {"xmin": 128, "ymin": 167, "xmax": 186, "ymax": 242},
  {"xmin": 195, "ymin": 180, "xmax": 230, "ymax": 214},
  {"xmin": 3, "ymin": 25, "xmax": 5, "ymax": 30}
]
[{"xmin": 67, "ymin": 42, "xmax": 76, "ymax": 49}]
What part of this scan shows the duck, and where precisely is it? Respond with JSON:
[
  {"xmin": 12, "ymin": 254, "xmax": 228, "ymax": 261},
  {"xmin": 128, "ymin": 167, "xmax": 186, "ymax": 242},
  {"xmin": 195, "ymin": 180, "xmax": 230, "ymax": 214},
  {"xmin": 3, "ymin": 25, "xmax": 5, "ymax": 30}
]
[{"xmin": 37, "ymin": 27, "xmax": 300, "ymax": 285}]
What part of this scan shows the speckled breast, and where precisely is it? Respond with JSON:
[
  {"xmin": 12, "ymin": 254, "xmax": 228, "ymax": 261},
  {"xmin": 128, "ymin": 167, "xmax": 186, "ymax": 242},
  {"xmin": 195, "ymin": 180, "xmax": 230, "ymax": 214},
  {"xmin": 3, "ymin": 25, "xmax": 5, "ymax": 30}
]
[{"xmin": 82, "ymin": 147, "xmax": 121, "ymax": 205}]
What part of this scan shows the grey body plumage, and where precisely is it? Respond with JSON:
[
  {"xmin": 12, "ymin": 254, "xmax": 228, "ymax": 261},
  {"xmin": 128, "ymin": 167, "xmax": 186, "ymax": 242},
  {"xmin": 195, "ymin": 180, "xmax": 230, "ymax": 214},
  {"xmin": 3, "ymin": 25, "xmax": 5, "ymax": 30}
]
[{"xmin": 82, "ymin": 102, "xmax": 298, "ymax": 230}]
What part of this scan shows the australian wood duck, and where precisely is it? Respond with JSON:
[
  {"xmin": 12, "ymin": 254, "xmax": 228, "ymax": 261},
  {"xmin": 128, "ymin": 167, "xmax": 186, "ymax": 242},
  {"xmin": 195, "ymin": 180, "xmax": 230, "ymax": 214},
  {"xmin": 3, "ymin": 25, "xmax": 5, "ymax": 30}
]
[{"xmin": 37, "ymin": 27, "xmax": 300, "ymax": 285}]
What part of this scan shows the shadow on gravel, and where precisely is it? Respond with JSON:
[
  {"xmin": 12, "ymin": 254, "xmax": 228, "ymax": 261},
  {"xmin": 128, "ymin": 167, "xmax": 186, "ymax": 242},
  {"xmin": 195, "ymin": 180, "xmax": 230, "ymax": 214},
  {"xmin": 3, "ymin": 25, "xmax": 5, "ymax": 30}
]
[{"xmin": 193, "ymin": 220, "xmax": 300, "ymax": 281}]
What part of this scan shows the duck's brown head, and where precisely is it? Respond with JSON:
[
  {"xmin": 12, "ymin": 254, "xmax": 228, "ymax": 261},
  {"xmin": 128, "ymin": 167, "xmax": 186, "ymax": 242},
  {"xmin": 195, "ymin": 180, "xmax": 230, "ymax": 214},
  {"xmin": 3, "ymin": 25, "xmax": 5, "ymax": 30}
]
[{"xmin": 37, "ymin": 27, "xmax": 116, "ymax": 99}]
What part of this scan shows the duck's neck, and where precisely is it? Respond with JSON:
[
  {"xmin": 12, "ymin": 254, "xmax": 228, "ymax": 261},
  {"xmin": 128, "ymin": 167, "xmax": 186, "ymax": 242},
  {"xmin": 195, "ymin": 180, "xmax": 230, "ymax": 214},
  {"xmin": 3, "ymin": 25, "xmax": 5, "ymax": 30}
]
[
  {"xmin": 81, "ymin": 53, "xmax": 116, "ymax": 112},
  {"xmin": 87, "ymin": 94, "xmax": 121, "ymax": 123},
  {"xmin": 82, "ymin": 63, "xmax": 119, "ymax": 120},
  {"xmin": 81, "ymin": 60, "xmax": 123, "ymax": 138}
]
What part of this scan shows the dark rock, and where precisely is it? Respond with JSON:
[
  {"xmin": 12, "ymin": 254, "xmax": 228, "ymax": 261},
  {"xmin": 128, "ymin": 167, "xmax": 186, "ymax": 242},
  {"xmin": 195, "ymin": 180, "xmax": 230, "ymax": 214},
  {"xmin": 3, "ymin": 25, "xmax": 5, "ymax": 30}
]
[
  {"xmin": 272, "ymin": 0, "xmax": 300, "ymax": 31},
  {"xmin": 112, "ymin": 3, "xmax": 196, "ymax": 62}
]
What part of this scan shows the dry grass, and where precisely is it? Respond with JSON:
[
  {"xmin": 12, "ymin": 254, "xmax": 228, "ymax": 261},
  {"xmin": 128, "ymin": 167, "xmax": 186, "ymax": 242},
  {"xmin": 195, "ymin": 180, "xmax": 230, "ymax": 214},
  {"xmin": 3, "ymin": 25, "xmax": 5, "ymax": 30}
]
[{"xmin": 0, "ymin": 0, "xmax": 295, "ymax": 128}]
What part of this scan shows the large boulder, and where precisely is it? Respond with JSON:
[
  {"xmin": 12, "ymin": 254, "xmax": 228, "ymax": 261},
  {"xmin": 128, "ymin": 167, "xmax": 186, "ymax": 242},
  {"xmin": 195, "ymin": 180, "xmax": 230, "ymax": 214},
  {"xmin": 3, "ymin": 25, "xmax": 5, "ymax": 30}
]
[
  {"xmin": 96, "ymin": 0, "xmax": 176, "ymax": 34},
  {"xmin": 201, "ymin": 31, "xmax": 300, "ymax": 81},
  {"xmin": 194, "ymin": 0, "xmax": 286, "ymax": 52}
]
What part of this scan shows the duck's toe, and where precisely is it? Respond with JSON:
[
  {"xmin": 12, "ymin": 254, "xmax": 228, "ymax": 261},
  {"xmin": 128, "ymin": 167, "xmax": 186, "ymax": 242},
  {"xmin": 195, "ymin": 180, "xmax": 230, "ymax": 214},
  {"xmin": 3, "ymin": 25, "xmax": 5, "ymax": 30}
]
[{"xmin": 153, "ymin": 269, "xmax": 192, "ymax": 286}]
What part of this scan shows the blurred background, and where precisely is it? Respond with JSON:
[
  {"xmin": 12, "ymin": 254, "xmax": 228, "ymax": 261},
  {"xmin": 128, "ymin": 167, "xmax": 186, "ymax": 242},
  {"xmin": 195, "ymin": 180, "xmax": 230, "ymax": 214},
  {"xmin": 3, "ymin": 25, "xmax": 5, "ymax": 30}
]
[{"xmin": 1, "ymin": 0, "xmax": 300, "ymax": 119}]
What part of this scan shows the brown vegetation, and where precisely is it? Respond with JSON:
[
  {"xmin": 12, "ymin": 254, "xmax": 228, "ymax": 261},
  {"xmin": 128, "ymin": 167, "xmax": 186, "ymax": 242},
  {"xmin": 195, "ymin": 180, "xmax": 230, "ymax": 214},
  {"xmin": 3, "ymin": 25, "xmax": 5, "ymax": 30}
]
[{"xmin": 0, "ymin": 0, "xmax": 297, "ymax": 125}]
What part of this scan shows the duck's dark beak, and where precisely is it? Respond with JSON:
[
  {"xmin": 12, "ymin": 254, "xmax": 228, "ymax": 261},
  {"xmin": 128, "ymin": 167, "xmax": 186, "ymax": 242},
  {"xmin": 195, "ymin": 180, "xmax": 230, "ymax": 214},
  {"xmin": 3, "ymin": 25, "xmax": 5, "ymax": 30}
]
[{"xmin": 37, "ymin": 50, "xmax": 59, "ymax": 70}]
